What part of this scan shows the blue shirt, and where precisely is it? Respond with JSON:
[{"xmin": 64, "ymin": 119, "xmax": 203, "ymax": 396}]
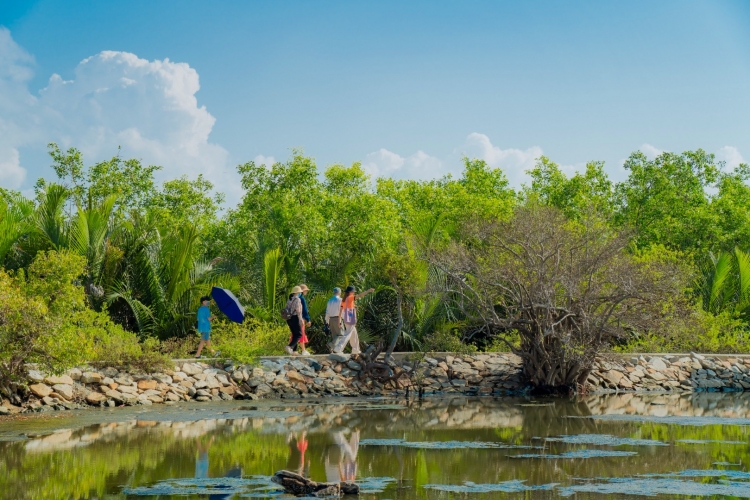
[
  {"xmin": 299, "ymin": 294, "xmax": 310, "ymax": 321},
  {"xmin": 197, "ymin": 306, "xmax": 211, "ymax": 332}
]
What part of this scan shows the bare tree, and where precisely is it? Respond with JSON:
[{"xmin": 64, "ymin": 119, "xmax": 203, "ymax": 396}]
[{"xmin": 430, "ymin": 206, "xmax": 686, "ymax": 392}]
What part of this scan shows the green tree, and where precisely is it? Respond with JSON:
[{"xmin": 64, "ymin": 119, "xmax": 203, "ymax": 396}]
[
  {"xmin": 614, "ymin": 149, "xmax": 720, "ymax": 253},
  {"xmin": 524, "ymin": 156, "xmax": 614, "ymax": 219}
]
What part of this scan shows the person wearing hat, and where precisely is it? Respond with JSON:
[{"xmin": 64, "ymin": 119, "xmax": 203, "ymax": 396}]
[
  {"xmin": 297, "ymin": 284, "xmax": 311, "ymax": 356},
  {"xmin": 195, "ymin": 296, "xmax": 215, "ymax": 358},
  {"xmin": 325, "ymin": 287, "xmax": 343, "ymax": 350},
  {"xmin": 284, "ymin": 286, "xmax": 305, "ymax": 355},
  {"xmin": 332, "ymin": 285, "xmax": 375, "ymax": 355}
]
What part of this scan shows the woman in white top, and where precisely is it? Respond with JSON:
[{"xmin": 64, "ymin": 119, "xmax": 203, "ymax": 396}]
[{"xmin": 325, "ymin": 287, "xmax": 343, "ymax": 350}]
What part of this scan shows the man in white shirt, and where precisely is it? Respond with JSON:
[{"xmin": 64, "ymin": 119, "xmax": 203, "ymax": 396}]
[{"xmin": 325, "ymin": 287, "xmax": 343, "ymax": 351}]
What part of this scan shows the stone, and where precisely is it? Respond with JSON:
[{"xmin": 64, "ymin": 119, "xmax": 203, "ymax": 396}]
[
  {"xmin": 347, "ymin": 360, "xmax": 362, "ymax": 371},
  {"xmin": 152, "ymin": 373, "xmax": 173, "ymax": 385},
  {"xmin": 328, "ymin": 353, "xmax": 350, "ymax": 363},
  {"xmin": 0, "ymin": 406, "xmax": 9, "ymax": 415},
  {"xmin": 255, "ymin": 383, "xmax": 273, "ymax": 396},
  {"xmin": 81, "ymin": 372, "xmax": 103, "ymax": 384},
  {"xmin": 646, "ymin": 371, "xmax": 667, "ymax": 382},
  {"xmin": 165, "ymin": 392, "xmax": 181, "ymax": 402},
  {"xmin": 697, "ymin": 378, "xmax": 724, "ymax": 389},
  {"xmin": 137, "ymin": 379, "xmax": 158, "ymax": 391},
  {"xmin": 52, "ymin": 384, "xmax": 74, "ymax": 400},
  {"xmin": 29, "ymin": 383, "xmax": 53, "ymax": 398},
  {"xmin": 42, "ymin": 396, "xmax": 58, "ymax": 405},
  {"xmin": 252, "ymin": 367, "xmax": 265, "ymax": 378},
  {"xmin": 648, "ymin": 357, "xmax": 668, "ymax": 371},
  {"xmin": 67, "ymin": 368, "xmax": 82, "ymax": 381},
  {"xmin": 45, "ymin": 374, "xmax": 74, "ymax": 386},
  {"xmin": 618, "ymin": 377, "xmax": 634, "ymax": 389},
  {"xmin": 104, "ymin": 390, "xmax": 123, "ymax": 402},
  {"xmin": 86, "ymin": 392, "xmax": 107, "ymax": 404},
  {"xmin": 27, "ymin": 370, "xmax": 45, "ymax": 383},
  {"xmin": 119, "ymin": 385, "xmax": 138, "ymax": 394},
  {"xmin": 287, "ymin": 371, "xmax": 306, "ymax": 383},
  {"xmin": 602, "ymin": 370, "xmax": 623, "ymax": 386},
  {"xmin": 232, "ymin": 370, "xmax": 245, "ymax": 381},
  {"xmin": 146, "ymin": 395, "xmax": 164, "ymax": 403},
  {"xmin": 181, "ymin": 363, "xmax": 203, "ymax": 375},
  {"xmin": 101, "ymin": 367, "xmax": 119, "ymax": 378}
]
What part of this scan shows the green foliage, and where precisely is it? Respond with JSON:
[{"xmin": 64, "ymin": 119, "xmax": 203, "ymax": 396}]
[
  {"xmin": 0, "ymin": 250, "xmax": 166, "ymax": 384},
  {"xmin": 211, "ymin": 319, "xmax": 291, "ymax": 364},
  {"xmin": 42, "ymin": 143, "xmax": 160, "ymax": 217},
  {"xmin": 697, "ymin": 248, "xmax": 750, "ymax": 319},
  {"xmin": 614, "ymin": 149, "xmax": 720, "ymax": 252},
  {"xmin": 524, "ymin": 156, "xmax": 614, "ymax": 219},
  {"xmin": 617, "ymin": 309, "xmax": 750, "ymax": 354},
  {"xmin": 6, "ymin": 142, "xmax": 750, "ymax": 365}
]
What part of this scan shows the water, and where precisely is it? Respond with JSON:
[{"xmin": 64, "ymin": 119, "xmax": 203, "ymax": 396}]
[{"xmin": 2, "ymin": 392, "xmax": 750, "ymax": 499}]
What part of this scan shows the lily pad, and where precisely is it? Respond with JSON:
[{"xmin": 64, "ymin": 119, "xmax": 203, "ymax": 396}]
[
  {"xmin": 424, "ymin": 480, "xmax": 558, "ymax": 493},
  {"xmin": 360, "ymin": 438, "xmax": 536, "ymax": 449},
  {"xmin": 512, "ymin": 449, "xmax": 638, "ymax": 459},
  {"xmin": 537, "ymin": 434, "xmax": 667, "ymax": 446}
]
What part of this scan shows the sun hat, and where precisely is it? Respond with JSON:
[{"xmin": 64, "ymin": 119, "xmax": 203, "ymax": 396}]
[
  {"xmin": 290, "ymin": 286, "xmax": 303, "ymax": 294},
  {"xmin": 299, "ymin": 284, "xmax": 310, "ymax": 292},
  {"xmin": 345, "ymin": 285, "xmax": 356, "ymax": 293}
]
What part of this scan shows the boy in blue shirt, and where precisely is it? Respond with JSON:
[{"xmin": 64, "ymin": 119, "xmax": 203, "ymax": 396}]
[{"xmin": 195, "ymin": 296, "xmax": 215, "ymax": 358}]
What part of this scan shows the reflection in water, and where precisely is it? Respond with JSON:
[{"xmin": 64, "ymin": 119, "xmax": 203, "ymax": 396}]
[
  {"xmin": 2, "ymin": 393, "xmax": 750, "ymax": 498},
  {"xmin": 327, "ymin": 430, "xmax": 359, "ymax": 483}
]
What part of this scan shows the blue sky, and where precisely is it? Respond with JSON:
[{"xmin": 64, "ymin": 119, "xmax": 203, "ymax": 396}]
[{"xmin": 1, "ymin": 1, "xmax": 749, "ymax": 203}]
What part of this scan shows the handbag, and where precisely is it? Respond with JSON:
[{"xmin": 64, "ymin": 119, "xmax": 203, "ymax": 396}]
[{"xmin": 342, "ymin": 306, "xmax": 357, "ymax": 325}]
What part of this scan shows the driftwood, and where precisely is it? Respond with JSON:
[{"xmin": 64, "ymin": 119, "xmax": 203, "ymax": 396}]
[
  {"xmin": 356, "ymin": 344, "xmax": 405, "ymax": 384},
  {"xmin": 271, "ymin": 470, "xmax": 359, "ymax": 497}
]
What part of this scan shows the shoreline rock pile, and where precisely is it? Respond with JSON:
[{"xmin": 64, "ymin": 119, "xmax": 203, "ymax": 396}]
[
  {"xmin": 588, "ymin": 353, "xmax": 750, "ymax": 393},
  {"xmin": 4, "ymin": 352, "xmax": 750, "ymax": 414}
]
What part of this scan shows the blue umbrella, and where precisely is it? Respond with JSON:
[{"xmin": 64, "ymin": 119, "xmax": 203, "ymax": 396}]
[{"xmin": 211, "ymin": 287, "xmax": 245, "ymax": 324}]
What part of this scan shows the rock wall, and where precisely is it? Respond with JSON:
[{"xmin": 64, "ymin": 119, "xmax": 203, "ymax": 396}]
[
  {"xmin": 588, "ymin": 353, "xmax": 750, "ymax": 392},
  {"xmin": 4, "ymin": 352, "xmax": 750, "ymax": 414}
]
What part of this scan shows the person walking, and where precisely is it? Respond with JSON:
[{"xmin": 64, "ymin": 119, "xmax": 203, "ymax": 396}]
[
  {"xmin": 284, "ymin": 286, "xmax": 304, "ymax": 355},
  {"xmin": 332, "ymin": 286, "xmax": 375, "ymax": 355},
  {"xmin": 325, "ymin": 287, "xmax": 343, "ymax": 352},
  {"xmin": 298, "ymin": 284, "xmax": 311, "ymax": 356},
  {"xmin": 195, "ymin": 296, "xmax": 215, "ymax": 358}
]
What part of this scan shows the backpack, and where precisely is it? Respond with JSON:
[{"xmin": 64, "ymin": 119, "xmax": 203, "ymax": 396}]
[{"xmin": 280, "ymin": 297, "xmax": 297, "ymax": 320}]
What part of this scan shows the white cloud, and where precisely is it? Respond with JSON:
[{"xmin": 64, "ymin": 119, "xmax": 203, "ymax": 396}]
[
  {"xmin": 0, "ymin": 28, "xmax": 233, "ymax": 198},
  {"xmin": 362, "ymin": 148, "xmax": 442, "ymax": 180},
  {"xmin": 639, "ymin": 143, "xmax": 665, "ymax": 160},
  {"xmin": 253, "ymin": 155, "xmax": 276, "ymax": 168},
  {"xmin": 0, "ymin": 149, "xmax": 25, "ymax": 188},
  {"xmin": 461, "ymin": 133, "xmax": 542, "ymax": 185},
  {"xmin": 716, "ymin": 146, "xmax": 744, "ymax": 170}
]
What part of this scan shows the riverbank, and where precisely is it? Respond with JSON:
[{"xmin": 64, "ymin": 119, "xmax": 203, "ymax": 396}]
[{"xmin": 3, "ymin": 352, "xmax": 750, "ymax": 414}]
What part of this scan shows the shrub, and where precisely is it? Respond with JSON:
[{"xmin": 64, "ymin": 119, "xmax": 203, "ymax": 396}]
[
  {"xmin": 90, "ymin": 328, "xmax": 171, "ymax": 372},
  {"xmin": 211, "ymin": 319, "xmax": 290, "ymax": 364},
  {"xmin": 616, "ymin": 309, "xmax": 750, "ymax": 354},
  {"xmin": 0, "ymin": 251, "xmax": 95, "ymax": 386},
  {"xmin": 0, "ymin": 251, "xmax": 170, "ymax": 388},
  {"xmin": 422, "ymin": 328, "xmax": 477, "ymax": 355}
]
